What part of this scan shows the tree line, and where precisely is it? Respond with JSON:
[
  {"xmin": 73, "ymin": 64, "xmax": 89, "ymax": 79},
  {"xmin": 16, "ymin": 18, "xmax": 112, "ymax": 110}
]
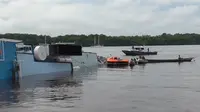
[{"xmin": 0, "ymin": 33, "xmax": 200, "ymax": 46}]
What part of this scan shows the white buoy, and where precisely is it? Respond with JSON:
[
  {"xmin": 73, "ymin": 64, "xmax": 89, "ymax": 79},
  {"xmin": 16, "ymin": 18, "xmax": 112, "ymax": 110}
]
[
  {"xmin": 73, "ymin": 66, "xmax": 80, "ymax": 71},
  {"xmin": 34, "ymin": 46, "xmax": 47, "ymax": 61}
]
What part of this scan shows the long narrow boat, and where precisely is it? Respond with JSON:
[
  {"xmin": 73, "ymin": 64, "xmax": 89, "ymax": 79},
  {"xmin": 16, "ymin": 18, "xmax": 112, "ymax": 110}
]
[
  {"xmin": 138, "ymin": 57, "xmax": 194, "ymax": 64},
  {"xmin": 146, "ymin": 57, "xmax": 194, "ymax": 63}
]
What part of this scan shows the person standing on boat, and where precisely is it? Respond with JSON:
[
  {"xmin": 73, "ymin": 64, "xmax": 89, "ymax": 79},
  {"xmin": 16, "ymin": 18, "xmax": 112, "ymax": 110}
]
[
  {"xmin": 178, "ymin": 55, "xmax": 181, "ymax": 60},
  {"xmin": 135, "ymin": 58, "xmax": 139, "ymax": 64},
  {"xmin": 129, "ymin": 58, "xmax": 135, "ymax": 66},
  {"xmin": 133, "ymin": 58, "xmax": 137, "ymax": 63},
  {"xmin": 142, "ymin": 56, "xmax": 145, "ymax": 60},
  {"xmin": 147, "ymin": 48, "xmax": 149, "ymax": 52}
]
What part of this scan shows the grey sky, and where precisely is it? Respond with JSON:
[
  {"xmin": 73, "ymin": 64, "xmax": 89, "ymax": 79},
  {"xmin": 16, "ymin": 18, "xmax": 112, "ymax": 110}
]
[{"xmin": 0, "ymin": 0, "xmax": 200, "ymax": 36}]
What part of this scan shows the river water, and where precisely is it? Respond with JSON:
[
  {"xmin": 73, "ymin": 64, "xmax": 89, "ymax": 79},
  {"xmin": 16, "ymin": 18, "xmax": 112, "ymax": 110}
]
[{"xmin": 1, "ymin": 45, "xmax": 200, "ymax": 112}]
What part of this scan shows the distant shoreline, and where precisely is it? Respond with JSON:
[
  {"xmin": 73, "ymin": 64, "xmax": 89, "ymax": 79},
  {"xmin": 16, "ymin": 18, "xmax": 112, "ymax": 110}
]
[{"xmin": 1, "ymin": 33, "xmax": 200, "ymax": 46}]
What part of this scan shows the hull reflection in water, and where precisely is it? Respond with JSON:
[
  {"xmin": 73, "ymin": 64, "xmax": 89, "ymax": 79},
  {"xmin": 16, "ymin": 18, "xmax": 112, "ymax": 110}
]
[
  {"xmin": 0, "ymin": 80, "xmax": 20, "ymax": 108},
  {"xmin": 0, "ymin": 66, "xmax": 98, "ymax": 110},
  {"xmin": 73, "ymin": 66, "xmax": 98, "ymax": 80}
]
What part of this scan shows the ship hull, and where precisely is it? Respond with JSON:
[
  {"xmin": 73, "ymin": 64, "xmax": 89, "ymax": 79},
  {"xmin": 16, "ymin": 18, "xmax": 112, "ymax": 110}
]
[{"xmin": 16, "ymin": 53, "xmax": 73, "ymax": 77}]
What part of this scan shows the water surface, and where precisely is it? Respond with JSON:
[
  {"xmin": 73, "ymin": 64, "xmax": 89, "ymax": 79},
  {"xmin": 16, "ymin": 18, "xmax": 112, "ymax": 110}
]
[{"xmin": 1, "ymin": 45, "xmax": 200, "ymax": 112}]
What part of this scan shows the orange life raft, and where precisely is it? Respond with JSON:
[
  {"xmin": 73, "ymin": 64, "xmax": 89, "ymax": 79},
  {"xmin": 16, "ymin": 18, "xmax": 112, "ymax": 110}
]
[{"xmin": 106, "ymin": 56, "xmax": 130, "ymax": 66}]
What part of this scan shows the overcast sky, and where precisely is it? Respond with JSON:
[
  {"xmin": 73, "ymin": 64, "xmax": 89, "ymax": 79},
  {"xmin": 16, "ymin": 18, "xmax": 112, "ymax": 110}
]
[{"xmin": 0, "ymin": 0, "xmax": 200, "ymax": 36}]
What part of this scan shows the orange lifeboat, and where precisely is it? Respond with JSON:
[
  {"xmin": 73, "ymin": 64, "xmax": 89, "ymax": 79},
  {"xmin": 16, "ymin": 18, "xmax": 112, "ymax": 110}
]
[{"xmin": 106, "ymin": 56, "xmax": 130, "ymax": 66}]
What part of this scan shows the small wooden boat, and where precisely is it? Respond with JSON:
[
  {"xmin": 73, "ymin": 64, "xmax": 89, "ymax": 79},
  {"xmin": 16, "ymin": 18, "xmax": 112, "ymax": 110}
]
[
  {"xmin": 137, "ymin": 57, "xmax": 194, "ymax": 64},
  {"xmin": 106, "ymin": 56, "xmax": 130, "ymax": 66}
]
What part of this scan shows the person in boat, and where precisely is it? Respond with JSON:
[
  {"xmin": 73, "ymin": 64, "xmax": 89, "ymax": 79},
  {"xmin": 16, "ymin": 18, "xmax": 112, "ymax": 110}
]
[
  {"xmin": 135, "ymin": 58, "xmax": 139, "ymax": 64},
  {"xmin": 178, "ymin": 55, "xmax": 181, "ymax": 60},
  {"xmin": 142, "ymin": 56, "xmax": 145, "ymax": 60},
  {"xmin": 136, "ymin": 57, "xmax": 140, "ymax": 62},
  {"xmin": 139, "ymin": 56, "xmax": 145, "ymax": 60},
  {"xmin": 133, "ymin": 58, "xmax": 137, "ymax": 63},
  {"xmin": 147, "ymin": 48, "xmax": 149, "ymax": 52},
  {"xmin": 129, "ymin": 58, "xmax": 134, "ymax": 66}
]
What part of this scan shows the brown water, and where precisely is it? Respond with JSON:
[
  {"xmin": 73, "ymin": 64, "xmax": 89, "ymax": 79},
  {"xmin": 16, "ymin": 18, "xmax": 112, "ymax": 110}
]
[{"xmin": 1, "ymin": 45, "xmax": 200, "ymax": 112}]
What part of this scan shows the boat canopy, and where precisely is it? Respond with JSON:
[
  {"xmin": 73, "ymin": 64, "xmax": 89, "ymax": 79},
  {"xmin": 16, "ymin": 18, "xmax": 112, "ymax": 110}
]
[
  {"xmin": 49, "ymin": 44, "xmax": 82, "ymax": 56},
  {"xmin": 132, "ymin": 46, "xmax": 144, "ymax": 50}
]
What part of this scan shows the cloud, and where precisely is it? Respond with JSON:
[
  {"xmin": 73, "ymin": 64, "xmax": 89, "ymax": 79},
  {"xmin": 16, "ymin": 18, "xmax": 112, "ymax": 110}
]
[{"xmin": 0, "ymin": 0, "xmax": 200, "ymax": 36}]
